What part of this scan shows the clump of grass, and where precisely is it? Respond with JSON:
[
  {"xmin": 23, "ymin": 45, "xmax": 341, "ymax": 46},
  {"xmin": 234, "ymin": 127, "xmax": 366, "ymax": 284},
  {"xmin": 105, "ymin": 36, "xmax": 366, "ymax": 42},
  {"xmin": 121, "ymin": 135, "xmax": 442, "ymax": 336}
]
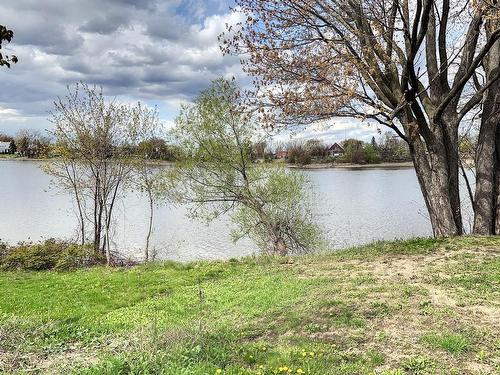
[
  {"xmin": 401, "ymin": 356, "xmax": 436, "ymax": 374},
  {"xmin": 422, "ymin": 331, "xmax": 470, "ymax": 355}
]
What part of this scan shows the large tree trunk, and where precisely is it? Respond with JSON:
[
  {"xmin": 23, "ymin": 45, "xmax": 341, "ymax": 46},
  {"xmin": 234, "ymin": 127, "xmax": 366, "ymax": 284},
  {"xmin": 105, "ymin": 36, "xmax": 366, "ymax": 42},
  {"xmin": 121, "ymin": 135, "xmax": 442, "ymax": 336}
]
[
  {"xmin": 495, "ymin": 125, "xmax": 500, "ymax": 234},
  {"xmin": 407, "ymin": 119, "xmax": 463, "ymax": 237},
  {"xmin": 473, "ymin": 19, "xmax": 500, "ymax": 235}
]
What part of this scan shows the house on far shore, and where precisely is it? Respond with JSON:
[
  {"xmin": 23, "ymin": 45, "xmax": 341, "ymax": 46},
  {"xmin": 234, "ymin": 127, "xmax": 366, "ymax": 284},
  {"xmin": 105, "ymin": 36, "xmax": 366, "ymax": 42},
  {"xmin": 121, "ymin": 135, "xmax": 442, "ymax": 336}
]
[
  {"xmin": 328, "ymin": 142, "xmax": 345, "ymax": 157},
  {"xmin": 275, "ymin": 150, "xmax": 288, "ymax": 159},
  {"xmin": 0, "ymin": 141, "xmax": 10, "ymax": 154}
]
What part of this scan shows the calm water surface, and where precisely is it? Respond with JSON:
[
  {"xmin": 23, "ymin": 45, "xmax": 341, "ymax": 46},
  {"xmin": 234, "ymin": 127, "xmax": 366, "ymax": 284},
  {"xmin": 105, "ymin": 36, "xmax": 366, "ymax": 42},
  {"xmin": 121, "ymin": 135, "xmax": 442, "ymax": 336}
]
[{"xmin": 0, "ymin": 160, "xmax": 454, "ymax": 261}]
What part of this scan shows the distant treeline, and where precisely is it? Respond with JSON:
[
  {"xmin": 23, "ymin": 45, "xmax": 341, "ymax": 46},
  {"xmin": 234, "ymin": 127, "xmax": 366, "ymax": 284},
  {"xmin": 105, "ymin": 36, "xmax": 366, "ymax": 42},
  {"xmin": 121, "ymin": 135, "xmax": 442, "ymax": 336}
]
[
  {"xmin": 250, "ymin": 134, "xmax": 414, "ymax": 165},
  {"xmin": 0, "ymin": 131, "xmax": 180, "ymax": 161},
  {"xmin": 1, "ymin": 130, "xmax": 475, "ymax": 166}
]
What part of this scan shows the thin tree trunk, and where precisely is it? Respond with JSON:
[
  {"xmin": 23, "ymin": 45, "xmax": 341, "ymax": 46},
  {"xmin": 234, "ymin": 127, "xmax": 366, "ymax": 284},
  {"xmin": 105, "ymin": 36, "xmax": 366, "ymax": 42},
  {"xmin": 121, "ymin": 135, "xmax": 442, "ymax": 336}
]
[{"xmin": 145, "ymin": 191, "xmax": 154, "ymax": 262}]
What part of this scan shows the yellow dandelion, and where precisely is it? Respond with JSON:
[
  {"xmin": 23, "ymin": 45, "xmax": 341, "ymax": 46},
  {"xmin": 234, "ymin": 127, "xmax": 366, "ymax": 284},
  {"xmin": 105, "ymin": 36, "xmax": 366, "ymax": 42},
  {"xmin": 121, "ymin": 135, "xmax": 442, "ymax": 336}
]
[
  {"xmin": 215, "ymin": 369, "xmax": 222, "ymax": 375},
  {"xmin": 297, "ymin": 369, "xmax": 305, "ymax": 374}
]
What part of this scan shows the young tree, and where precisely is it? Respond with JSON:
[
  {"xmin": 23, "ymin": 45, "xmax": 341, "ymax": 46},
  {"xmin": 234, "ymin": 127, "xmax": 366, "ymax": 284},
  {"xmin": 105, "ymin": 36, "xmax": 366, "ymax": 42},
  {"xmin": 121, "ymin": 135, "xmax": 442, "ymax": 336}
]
[
  {"xmin": 8, "ymin": 139, "xmax": 16, "ymax": 154},
  {"xmin": 129, "ymin": 105, "xmax": 168, "ymax": 262},
  {"xmin": 222, "ymin": 0, "xmax": 500, "ymax": 237},
  {"xmin": 172, "ymin": 79, "xmax": 323, "ymax": 255},
  {"xmin": 47, "ymin": 83, "xmax": 141, "ymax": 263}
]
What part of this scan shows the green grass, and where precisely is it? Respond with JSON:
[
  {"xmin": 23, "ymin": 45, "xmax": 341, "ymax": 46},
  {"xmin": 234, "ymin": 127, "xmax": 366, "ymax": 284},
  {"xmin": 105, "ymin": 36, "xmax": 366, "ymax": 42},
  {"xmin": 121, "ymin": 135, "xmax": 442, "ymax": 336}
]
[
  {"xmin": 422, "ymin": 332, "xmax": 471, "ymax": 355},
  {"xmin": 0, "ymin": 236, "xmax": 499, "ymax": 374}
]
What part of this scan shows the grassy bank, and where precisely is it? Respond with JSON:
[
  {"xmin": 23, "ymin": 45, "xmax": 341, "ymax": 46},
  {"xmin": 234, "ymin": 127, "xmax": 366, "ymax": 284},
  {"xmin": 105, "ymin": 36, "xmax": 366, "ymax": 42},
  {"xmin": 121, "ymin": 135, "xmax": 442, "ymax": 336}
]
[{"xmin": 0, "ymin": 237, "xmax": 498, "ymax": 374}]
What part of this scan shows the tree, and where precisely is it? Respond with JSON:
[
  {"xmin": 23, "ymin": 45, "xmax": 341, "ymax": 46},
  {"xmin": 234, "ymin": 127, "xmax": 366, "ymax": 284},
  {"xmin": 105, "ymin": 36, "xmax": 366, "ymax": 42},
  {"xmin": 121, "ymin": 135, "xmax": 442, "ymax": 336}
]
[
  {"xmin": 223, "ymin": 0, "xmax": 500, "ymax": 237},
  {"xmin": 251, "ymin": 140, "xmax": 267, "ymax": 159},
  {"xmin": 0, "ymin": 25, "xmax": 17, "ymax": 68},
  {"xmin": 130, "ymin": 105, "xmax": 168, "ymax": 262},
  {"xmin": 304, "ymin": 139, "xmax": 328, "ymax": 159},
  {"xmin": 342, "ymin": 139, "xmax": 366, "ymax": 164},
  {"xmin": 137, "ymin": 137, "xmax": 176, "ymax": 161},
  {"xmin": 47, "ymin": 83, "xmax": 142, "ymax": 263},
  {"xmin": 8, "ymin": 140, "xmax": 16, "ymax": 154},
  {"xmin": 473, "ymin": 7, "xmax": 500, "ymax": 234},
  {"xmin": 14, "ymin": 130, "xmax": 52, "ymax": 158},
  {"xmin": 172, "ymin": 79, "xmax": 323, "ymax": 255},
  {"xmin": 378, "ymin": 133, "xmax": 412, "ymax": 162},
  {"xmin": 286, "ymin": 141, "xmax": 312, "ymax": 165}
]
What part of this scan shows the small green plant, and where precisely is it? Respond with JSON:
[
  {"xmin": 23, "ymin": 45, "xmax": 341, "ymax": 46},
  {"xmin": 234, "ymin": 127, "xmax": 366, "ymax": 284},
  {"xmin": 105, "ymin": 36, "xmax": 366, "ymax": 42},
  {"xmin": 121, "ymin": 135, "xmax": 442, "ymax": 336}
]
[
  {"xmin": 304, "ymin": 322, "xmax": 321, "ymax": 333},
  {"xmin": 422, "ymin": 332, "xmax": 470, "ymax": 355},
  {"xmin": 402, "ymin": 356, "xmax": 436, "ymax": 374},
  {"xmin": 380, "ymin": 370, "xmax": 405, "ymax": 375}
]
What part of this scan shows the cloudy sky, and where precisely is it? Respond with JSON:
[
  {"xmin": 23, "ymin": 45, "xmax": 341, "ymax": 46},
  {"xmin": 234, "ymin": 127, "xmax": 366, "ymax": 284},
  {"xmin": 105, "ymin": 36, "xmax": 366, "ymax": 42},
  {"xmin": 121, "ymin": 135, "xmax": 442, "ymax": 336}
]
[{"xmin": 0, "ymin": 0, "xmax": 379, "ymax": 142}]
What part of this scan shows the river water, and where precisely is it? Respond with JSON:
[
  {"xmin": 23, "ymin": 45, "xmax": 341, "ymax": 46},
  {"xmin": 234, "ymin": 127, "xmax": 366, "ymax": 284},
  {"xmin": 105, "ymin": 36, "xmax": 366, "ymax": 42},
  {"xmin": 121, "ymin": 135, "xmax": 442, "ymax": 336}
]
[{"xmin": 0, "ymin": 160, "xmax": 473, "ymax": 261}]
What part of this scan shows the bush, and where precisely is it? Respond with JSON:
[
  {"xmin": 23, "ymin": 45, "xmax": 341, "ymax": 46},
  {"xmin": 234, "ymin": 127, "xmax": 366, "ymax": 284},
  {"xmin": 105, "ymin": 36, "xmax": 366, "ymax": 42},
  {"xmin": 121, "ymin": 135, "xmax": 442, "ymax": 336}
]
[
  {"xmin": 55, "ymin": 243, "xmax": 105, "ymax": 271},
  {"xmin": 0, "ymin": 239, "xmax": 104, "ymax": 271}
]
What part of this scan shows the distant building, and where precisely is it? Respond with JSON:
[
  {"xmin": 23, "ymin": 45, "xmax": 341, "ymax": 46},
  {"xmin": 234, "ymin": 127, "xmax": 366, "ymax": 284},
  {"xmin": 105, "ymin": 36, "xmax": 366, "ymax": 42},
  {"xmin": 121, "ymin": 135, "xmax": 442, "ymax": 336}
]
[
  {"xmin": 0, "ymin": 141, "xmax": 10, "ymax": 154},
  {"xmin": 275, "ymin": 150, "xmax": 288, "ymax": 159},
  {"xmin": 327, "ymin": 143, "xmax": 345, "ymax": 157}
]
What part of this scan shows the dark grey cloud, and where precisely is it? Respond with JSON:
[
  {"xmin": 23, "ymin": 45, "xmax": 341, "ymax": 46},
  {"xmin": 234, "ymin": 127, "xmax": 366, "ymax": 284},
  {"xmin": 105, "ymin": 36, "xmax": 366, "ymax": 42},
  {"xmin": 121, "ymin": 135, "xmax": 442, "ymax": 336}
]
[{"xmin": 0, "ymin": 0, "xmax": 246, "ymax": 134}]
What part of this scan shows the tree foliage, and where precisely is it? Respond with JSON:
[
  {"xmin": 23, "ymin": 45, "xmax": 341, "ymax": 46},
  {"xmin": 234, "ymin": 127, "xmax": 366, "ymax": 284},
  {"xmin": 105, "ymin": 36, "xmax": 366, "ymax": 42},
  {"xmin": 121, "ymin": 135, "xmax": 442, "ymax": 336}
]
[{"xmin": 172, "ymin": 79, "xmax": 324, "ymax": 255}]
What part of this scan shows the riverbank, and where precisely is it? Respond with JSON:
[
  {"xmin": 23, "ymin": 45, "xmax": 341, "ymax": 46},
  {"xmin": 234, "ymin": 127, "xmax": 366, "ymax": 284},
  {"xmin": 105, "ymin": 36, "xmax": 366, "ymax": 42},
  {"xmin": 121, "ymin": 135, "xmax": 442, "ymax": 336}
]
[
  {"xmin": 1, "ymin": 237, "xmax": 498, "ymax": 374},
  {"xmin": 289, "ymin": 161, "xmax": 414, "ymax": 170}
]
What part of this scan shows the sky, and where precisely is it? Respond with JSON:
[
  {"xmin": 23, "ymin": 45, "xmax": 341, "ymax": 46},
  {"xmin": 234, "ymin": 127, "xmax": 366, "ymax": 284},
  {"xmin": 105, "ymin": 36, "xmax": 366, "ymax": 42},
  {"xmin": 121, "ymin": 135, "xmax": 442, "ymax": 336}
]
[{"xmin": 0, "ymin": 0, "xmax": 380, "ymax": 143}]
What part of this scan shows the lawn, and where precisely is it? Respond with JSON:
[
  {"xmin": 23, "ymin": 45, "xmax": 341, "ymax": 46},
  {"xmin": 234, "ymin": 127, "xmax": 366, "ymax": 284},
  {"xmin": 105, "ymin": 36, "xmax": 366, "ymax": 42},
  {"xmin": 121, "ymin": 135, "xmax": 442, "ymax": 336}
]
[{"xmin": 0, "ymin": 237, "xmax": 499, "ymax": 374}]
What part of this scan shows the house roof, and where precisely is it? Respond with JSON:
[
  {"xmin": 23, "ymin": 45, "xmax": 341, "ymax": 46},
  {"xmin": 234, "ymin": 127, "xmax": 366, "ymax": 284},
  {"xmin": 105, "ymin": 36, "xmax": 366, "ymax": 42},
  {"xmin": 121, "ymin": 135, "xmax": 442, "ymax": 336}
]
[
  {"xmin": 328, "ymin": 143, "xmax": 344, "ymax": 152},
  {"xmin": 0, "ymin": 141, "xmax": 10, "ymax": 148}
]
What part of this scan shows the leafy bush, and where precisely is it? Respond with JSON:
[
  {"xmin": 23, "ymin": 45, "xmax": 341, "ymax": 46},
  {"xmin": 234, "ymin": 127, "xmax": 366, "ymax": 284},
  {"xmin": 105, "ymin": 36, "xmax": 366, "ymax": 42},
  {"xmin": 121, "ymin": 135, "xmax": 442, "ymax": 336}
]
[
  {"xmin": 55, "ymin": 243, "xmax": 105, "ymax": 270},
  {"xmin": 1, "ymin": 239, "xmax": 64, "ymax": 270},
  {"xmin": 0, "ymin": 239, "xmax": 104, "ymax": 271}
]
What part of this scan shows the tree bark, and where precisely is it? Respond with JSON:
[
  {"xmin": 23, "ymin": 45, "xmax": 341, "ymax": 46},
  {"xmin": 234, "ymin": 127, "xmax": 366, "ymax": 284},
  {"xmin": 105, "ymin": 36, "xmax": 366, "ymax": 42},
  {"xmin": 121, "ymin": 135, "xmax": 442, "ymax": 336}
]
[
  {"xmin": 473, "ymin": 19, "xmax": 500, "ymax": 235},
  {"xmin": 405, "ymin": 115, "xmax": 462, "ymax": 237},
  {"xmin": 273, "ymin": 236, "xmax": 288, "ymax": 256}
]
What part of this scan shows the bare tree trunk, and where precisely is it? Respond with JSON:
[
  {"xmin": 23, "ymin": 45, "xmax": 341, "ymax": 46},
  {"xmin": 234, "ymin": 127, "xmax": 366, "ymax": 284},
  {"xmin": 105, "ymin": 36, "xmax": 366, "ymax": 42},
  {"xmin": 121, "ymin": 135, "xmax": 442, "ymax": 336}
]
[
  {"xmin": 145, "ymin": 190, "xmax": 154, "ymax": 262},
  {"xmin": 473, "ymin": 19, "xmax": 500, "ymax": 235},
  {"xmin": 74, "ymin": 186, "xmax": 86, "ymax": 245}
]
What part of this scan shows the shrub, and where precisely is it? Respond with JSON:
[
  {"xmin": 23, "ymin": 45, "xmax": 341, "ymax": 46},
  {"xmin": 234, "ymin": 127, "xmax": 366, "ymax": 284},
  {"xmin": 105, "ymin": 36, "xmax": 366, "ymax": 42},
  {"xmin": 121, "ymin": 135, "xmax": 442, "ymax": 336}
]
[
  {"xmin": 55, "ymin": 243, "xmax": 105, "ymax": 271},
  {"xmin": 0, "ymin": 239, "xmax": 104, "ymax": 271},
  {"xmin": 1, "ymin": 239, "xmax": 64, "ymax": 270}
]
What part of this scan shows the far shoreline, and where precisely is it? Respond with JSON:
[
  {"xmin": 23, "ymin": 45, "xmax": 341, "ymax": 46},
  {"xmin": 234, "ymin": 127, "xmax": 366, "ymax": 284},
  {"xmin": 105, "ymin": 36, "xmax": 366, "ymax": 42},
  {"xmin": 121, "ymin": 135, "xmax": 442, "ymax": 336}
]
[
  {"xmin": 0, "ymin": 155, "xmax": 415, "ymax": 170},
  {"xmin": 288, "ymin": 161, "xmax": 414, "ymax": 170}
]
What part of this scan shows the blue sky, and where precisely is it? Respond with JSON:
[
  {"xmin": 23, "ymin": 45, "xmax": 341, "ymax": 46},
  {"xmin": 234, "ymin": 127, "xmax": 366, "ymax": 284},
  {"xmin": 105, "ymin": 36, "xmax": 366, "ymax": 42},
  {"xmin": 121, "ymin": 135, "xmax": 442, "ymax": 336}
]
[{"xmin": 0, "ymin": 0, "xmax": 379, "ymax": 142}]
